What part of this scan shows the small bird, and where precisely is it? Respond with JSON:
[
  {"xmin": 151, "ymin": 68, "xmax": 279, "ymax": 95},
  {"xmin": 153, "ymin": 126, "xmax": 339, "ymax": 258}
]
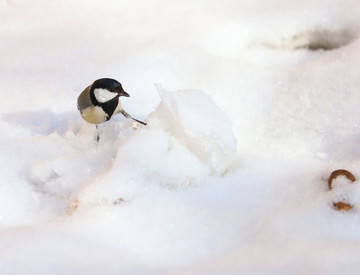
[{"xmin": 77, "ymin": 78, "xmax": 146, "ymax": 140}]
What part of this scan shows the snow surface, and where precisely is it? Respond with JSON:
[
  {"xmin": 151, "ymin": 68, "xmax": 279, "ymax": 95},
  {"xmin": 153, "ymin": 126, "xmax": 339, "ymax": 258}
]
[{"xmin": 2, "ymin": 0, "xmax": 360, "ymax": 274}]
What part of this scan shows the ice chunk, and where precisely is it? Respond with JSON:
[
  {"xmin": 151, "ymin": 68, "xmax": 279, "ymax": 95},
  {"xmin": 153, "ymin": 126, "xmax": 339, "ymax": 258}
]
[{"xmin": 151, "ymin": 85, "xmax": 236, "ymax": 176}]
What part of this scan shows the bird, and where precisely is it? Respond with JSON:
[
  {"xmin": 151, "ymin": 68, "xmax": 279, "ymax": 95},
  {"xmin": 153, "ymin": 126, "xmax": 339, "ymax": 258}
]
[{"xmin": 77, "ymin": 78, "xmax": 146, "ymax": 140}]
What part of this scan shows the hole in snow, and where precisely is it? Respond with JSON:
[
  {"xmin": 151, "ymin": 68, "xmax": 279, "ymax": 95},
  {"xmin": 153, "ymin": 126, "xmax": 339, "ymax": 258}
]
[{"xmin": 263, "ymin": 29, "xmax": 354, "ymax": 51}]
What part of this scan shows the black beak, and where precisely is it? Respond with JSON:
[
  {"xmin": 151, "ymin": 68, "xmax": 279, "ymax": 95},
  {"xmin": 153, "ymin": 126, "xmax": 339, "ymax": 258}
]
[{"xmin": 120, "ymin": 90, "xmax": 130, "ymax": 97}]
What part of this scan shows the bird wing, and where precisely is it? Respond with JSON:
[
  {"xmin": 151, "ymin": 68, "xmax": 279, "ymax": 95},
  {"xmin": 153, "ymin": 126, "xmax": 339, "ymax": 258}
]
[{"xmin": 77, "ymin": 85, "xmax": 92, "ymax": 113}]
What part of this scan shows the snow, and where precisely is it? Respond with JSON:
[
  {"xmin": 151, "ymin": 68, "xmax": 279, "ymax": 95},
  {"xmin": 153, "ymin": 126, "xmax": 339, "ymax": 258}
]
[{"xmin": 2, "ymin": 0, "xmax": 360, "ymax": 273}]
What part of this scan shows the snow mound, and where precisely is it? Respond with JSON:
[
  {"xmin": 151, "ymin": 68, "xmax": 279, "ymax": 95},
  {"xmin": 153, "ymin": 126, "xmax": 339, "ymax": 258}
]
[{"xmin": 78, "ymin": 86, "xmax": 236, "ymax": 206}]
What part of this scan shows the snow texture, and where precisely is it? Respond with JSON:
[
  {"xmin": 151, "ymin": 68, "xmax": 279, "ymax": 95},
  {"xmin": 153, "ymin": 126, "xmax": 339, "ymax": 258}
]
[{"xmin": 2, "ymin": 0, "xmax": 360, "ymax": 274}]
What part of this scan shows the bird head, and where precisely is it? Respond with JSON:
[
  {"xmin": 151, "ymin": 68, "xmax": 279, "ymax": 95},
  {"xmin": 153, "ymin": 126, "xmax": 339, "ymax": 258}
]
[{"xmin": 91, "ymin": 78, "xmax": 130, "ymax": 104}]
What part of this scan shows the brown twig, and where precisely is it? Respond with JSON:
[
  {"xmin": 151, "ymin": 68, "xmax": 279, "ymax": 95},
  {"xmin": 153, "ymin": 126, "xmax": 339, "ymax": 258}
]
[
  {"xmin": 333, "ymin": 202, "xmax": 353, "ymax": 211},
  {"xmin": 66, "ymin": 200, "xmax": 79, "ymax": 215},
  {"xmin": 113, "ymin": 198, "xmax": 125, "ymax": 205},
  {"xmin": 328, "ymin": 169, "xmax": 356, "ymax": 190}
]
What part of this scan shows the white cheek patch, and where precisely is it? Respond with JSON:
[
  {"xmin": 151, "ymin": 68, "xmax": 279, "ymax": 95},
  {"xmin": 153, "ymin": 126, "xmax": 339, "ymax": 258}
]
[{"xmin": 94, "ymin": 88, "xmax": 117, "ymax": 103}]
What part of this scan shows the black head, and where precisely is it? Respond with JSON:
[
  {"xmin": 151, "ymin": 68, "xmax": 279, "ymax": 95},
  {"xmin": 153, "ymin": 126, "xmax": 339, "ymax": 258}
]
[{"xmin": 92, "ymin": 78, "xmax": 130, "ymax": 97}]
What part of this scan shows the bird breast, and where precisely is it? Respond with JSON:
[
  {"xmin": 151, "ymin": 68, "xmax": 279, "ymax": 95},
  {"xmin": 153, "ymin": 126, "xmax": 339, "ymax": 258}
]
[{"xmin": 80, "ymin": 106, "xmax": 109, "ymax": 124}]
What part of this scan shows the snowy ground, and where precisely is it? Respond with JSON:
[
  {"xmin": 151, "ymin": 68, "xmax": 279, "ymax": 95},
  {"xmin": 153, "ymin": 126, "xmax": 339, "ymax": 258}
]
[{"xmin": 2, "ymin": 0, "xmax": 360, "ymax": 274}]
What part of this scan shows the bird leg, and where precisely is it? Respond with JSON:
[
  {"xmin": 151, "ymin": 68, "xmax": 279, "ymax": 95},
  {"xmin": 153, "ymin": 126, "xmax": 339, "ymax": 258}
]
[
  {"xmin": 121, "ymin": 110, "xmax": 147, "ymax": 125},
  {"xmin": 95, "ymin": 125, "xmax": 100, "ymax": 142}
]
